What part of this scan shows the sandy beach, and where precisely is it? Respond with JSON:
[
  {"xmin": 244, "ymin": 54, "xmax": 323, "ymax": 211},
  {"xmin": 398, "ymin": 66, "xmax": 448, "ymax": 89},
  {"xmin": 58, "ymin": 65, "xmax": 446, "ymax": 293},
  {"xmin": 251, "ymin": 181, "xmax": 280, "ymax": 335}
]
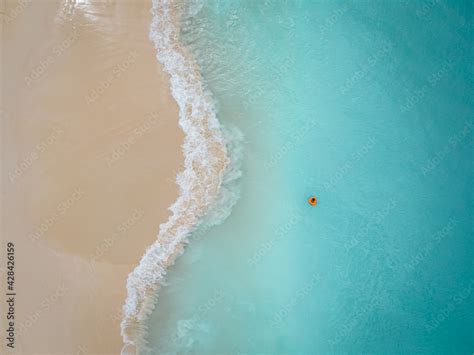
[{"xmin": 2, "ymin": 0, "xmax": 183, "ymax": 353}]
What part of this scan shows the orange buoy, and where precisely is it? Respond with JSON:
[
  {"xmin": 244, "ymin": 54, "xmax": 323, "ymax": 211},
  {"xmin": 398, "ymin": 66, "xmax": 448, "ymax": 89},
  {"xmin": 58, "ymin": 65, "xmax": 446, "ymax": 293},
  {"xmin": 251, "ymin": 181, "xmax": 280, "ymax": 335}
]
[{"xmin": 308, "ymin": 196, "xmax": 317, "ymax": 206}]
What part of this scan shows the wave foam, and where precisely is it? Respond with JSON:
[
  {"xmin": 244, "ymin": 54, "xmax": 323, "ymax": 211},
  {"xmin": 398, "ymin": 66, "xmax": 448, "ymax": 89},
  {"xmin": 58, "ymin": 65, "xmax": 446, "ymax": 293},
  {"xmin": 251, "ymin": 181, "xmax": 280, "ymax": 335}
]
[{"xmin": 120, "ymin": 0, "xmax": 239, "ymax": 353}]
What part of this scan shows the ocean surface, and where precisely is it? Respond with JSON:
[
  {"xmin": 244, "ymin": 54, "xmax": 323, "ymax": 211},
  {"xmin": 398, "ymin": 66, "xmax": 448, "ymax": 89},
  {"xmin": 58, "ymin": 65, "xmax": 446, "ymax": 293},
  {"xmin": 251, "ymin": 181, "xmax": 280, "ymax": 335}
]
[{"xmin": 143, "ymin": 0, "xmax": 473, "ymax": 353}]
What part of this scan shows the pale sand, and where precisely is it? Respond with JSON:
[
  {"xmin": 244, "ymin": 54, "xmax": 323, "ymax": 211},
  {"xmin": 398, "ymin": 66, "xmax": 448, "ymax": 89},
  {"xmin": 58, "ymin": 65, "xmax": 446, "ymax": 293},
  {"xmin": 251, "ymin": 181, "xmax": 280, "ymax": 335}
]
[{"xmin": 2, "ymin": 0, "xmax": 183, "ymax": 353}]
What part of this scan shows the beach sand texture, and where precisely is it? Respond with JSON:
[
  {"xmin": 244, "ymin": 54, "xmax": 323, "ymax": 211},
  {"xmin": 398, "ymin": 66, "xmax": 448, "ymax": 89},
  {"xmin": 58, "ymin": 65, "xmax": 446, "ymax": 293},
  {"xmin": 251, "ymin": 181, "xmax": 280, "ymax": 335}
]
[{"xmin": 2, "ymin": 0, "xmax": 183, "ymax": 353}]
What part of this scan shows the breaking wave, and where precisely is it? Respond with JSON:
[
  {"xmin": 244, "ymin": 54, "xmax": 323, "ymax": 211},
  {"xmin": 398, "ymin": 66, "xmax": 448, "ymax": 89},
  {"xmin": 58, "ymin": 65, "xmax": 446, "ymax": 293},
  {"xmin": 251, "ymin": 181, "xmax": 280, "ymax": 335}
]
[{"xmin": 120, "ymin": 0, "xmax": 242, "ymax": 353}]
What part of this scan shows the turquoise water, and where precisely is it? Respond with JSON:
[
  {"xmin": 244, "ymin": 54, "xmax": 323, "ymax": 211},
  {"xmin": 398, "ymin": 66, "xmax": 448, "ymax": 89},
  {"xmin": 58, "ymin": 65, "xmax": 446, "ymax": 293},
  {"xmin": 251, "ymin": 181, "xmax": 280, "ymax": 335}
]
[{"xmin": 146, "ymin": 0, "xmax": 473, "ymax": 353}]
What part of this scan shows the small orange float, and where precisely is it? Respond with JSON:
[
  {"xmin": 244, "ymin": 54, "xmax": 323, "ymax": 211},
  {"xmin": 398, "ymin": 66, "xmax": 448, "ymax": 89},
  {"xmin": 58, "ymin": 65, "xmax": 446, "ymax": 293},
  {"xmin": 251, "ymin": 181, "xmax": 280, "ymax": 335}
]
[{"xmin": 308, "ymin": 196, "xmax": 318, "ymax": 206}]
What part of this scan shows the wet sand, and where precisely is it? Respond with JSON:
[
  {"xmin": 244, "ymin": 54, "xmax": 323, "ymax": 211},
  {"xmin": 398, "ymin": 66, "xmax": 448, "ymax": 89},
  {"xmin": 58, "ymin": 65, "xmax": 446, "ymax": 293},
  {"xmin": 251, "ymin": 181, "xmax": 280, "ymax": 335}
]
[{"xmin": 2, "ymin": 0, "xmax": 183, "ymax": 353}]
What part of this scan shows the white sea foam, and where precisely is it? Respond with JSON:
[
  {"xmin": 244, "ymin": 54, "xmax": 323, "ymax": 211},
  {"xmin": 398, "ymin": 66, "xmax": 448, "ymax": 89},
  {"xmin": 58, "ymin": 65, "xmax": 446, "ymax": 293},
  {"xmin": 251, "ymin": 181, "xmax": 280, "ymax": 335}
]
[
  {"xmin": 121, "ymin": 0, "xmax": 242, "ymax": 353},
  {"xmin": 193, "ymin": 126, "xmax": 244, "ymax": 236}
]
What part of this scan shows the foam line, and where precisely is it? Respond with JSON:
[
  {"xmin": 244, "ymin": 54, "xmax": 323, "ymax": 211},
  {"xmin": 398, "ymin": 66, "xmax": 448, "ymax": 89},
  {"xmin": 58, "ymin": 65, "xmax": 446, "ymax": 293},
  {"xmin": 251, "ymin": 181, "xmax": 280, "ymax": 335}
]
[{"xmin": 120, "ymin": 0, "xmax": 233, "ymax": 352}]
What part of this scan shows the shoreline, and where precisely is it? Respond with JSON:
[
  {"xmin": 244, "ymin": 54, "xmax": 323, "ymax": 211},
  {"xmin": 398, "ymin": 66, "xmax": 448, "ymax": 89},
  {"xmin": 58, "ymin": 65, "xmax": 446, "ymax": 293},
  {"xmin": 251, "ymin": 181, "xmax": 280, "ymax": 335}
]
[{"xmin": 120, "ymin": 0, "xmax": 231, "ymax": 352}]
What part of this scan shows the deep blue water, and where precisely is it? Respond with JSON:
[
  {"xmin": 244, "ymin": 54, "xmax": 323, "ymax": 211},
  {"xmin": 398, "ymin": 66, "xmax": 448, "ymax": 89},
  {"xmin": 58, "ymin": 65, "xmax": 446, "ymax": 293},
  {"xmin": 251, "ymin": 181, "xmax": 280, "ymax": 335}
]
[{"xmin": 146, "ymin": 1, "xmax": 473, "ymax": 353}]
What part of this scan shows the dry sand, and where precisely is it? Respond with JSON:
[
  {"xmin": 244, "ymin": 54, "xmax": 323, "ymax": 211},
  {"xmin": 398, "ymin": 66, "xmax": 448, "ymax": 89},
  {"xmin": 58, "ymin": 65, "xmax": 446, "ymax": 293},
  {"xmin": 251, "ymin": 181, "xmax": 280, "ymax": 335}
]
[{"xmin": 1, "ymin": 0, "xmax": 183, "ymax": 353}]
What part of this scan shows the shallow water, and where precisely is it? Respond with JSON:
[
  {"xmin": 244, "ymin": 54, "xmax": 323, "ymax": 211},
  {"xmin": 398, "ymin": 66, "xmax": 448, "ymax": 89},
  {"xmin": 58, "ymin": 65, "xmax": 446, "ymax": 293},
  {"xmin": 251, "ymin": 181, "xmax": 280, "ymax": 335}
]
[{"xmin": 145, "ymin": 0, "xmax": 473, "ymax": 353}]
